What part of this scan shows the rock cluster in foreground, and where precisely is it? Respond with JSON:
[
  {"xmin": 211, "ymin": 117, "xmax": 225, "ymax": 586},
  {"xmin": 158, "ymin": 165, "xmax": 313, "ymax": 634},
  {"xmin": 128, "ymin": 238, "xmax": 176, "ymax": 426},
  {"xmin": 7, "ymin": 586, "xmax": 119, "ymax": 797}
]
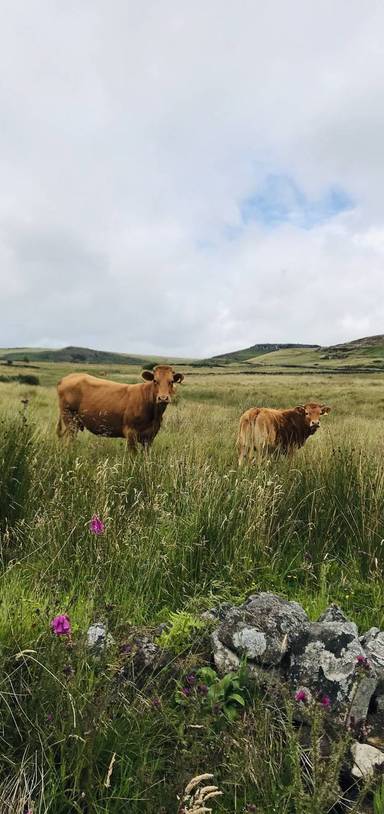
[
  {"xmin": 86, "ymin": 592, "xmax": 384, "ymax": 783},
  {"xmin": 206, "ymin": 592, "xmax": 384, "ymax": 780}
]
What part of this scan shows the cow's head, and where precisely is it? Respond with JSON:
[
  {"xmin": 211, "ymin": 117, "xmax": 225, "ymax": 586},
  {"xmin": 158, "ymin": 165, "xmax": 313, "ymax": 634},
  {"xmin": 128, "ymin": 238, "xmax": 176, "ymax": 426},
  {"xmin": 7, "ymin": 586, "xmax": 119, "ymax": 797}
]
[
  {"xmin": 296, "ymin": 402, "xmax": 331, "ymax": 433},
  {"xmin": 141, "ymin": 365, "xmax": 184, "ymax": 404}
]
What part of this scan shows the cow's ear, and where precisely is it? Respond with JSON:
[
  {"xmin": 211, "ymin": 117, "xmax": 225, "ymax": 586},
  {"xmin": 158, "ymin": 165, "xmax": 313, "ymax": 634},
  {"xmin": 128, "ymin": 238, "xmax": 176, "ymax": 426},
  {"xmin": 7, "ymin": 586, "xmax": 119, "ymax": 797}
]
[
  {"xmin": 142, "ymin": 370, "xmax": 154, "ymax": 381},
  {"xmin": 173, "ymin": 372, "xmax": 184, "ymax": 383},
  {"xmin": 321, "ymin": 405, "xmax": 331, "ymax": 415},
  {"xmin": 295, "ymin": 405, "xmax": 306, "ymax": 414}
]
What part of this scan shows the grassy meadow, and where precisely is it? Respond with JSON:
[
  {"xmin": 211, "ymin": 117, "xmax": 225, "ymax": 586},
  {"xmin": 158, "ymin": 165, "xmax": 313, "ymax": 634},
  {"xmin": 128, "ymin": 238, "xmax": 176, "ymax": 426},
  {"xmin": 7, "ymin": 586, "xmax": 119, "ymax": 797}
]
[{"xmin": 1, "ymin": 365, "xmax": 384, "ymax": 813}]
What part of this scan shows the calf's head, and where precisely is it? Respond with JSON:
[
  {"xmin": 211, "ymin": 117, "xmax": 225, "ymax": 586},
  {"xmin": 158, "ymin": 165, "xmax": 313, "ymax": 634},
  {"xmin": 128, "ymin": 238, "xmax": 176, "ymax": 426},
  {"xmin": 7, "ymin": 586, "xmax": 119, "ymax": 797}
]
[
  {"xmin": 296, "ymin": 402, "xmax": 331, "ymax": 433},
  {"xmin": 142, "ymin": 365, "xmax": 184, "ymax": 404}
]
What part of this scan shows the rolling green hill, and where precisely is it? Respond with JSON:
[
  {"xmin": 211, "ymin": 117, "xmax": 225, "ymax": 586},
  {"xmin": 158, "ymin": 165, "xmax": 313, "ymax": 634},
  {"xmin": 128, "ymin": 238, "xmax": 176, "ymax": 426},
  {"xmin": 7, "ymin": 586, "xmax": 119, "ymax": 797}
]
[
  {"xmin": 203, "ymin": 335, "xmax": 384, "ymax": 372},
  {"xmin": 2, "ymin": 334, "xmax": 384, "ymax": 374},
  {"xmin": 198, "ymin": 342, "xmax": 319, "ymax": 366},
  {"xmin": 0, "ymin": 346, "xmax": 153, "ymax": 366}
]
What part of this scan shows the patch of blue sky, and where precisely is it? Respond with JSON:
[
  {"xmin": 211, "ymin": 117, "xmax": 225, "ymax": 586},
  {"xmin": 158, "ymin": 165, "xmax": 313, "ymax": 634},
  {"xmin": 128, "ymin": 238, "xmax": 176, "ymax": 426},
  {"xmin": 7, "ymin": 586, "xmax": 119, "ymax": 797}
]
[{"xmin": 240, "ymin": 173, "xmax": 354, "ymax": 230}]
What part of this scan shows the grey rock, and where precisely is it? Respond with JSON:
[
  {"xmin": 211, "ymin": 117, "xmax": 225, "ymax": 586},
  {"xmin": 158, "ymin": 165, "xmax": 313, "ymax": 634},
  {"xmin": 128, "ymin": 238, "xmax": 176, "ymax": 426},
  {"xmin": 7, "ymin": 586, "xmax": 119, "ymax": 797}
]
[
  {"xmin": 212, "ymin": 630, "xmax": 241, "ymax": 674},
  {"xmin": 360, "ymin": 627, "xmax": 384, "ymax": 677},
  {"xmin": 201, "ymin": 602, "xmax": 234, "ymax": 622},
  {"xmin": 86, "ymin": 623, "xmax": 114, "ymax": 652},
  {"xmin": 318, "ymin": 604, "xmax": 358, "ymax": 637},
  {"xmin": 133, "ymin": 635, "xmax": 162, "ymax": 670},
  {"xmin": 351, "ymin": 742, "xmax": 384, "ymax": 779},
  {"xmin": 213, "ymin": 592, "xmax": 310, "ymax": 668},
  {"xmin": 290, "ymin": 614, "xmax": 378, "ymax": 721}
]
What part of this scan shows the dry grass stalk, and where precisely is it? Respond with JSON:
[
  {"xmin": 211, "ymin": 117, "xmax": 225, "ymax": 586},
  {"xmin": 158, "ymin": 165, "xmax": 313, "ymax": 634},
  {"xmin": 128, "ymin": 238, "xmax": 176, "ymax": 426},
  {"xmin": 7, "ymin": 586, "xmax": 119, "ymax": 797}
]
[{"xmin": 177, "ymin": 773, "xmax": 223, "ymax": 813}]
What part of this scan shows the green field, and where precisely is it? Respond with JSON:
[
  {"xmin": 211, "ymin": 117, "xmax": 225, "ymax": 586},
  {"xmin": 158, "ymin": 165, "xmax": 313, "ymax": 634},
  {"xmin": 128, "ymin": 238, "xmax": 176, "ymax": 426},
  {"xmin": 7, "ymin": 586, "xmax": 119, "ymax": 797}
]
[{"xmin": 1, "ymin": 364, "xmax": 384, "ymax": 812}]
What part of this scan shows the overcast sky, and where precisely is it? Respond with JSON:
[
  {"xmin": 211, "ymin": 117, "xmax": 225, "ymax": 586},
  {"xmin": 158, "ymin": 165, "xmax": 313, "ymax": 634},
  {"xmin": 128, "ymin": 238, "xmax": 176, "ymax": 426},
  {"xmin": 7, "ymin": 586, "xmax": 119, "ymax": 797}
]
[{"xmin": 1, "ymin": 0, "xmax": 384, "ymax": 357}]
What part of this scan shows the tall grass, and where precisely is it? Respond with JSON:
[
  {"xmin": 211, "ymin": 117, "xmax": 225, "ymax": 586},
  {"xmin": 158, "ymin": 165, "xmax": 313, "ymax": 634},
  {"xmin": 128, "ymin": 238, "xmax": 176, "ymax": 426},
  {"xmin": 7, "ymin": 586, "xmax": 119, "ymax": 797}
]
[{"xmin": 0, "ymin": 374, "xmax": 383, "ymax": 811}]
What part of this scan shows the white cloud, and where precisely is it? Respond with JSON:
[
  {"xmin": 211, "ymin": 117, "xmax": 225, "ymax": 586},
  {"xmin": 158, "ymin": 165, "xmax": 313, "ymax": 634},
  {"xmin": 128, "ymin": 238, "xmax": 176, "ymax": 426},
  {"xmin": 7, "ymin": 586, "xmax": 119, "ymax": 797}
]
[{"xmin": 0, "ymin": 0, "xmax": 383, "ymax": 355}]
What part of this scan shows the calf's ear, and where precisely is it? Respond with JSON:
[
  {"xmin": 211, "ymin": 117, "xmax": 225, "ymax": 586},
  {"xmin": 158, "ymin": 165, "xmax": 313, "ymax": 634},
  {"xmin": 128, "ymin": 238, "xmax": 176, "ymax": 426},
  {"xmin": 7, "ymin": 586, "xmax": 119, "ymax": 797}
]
[
  {"xmin": 320, "ymin": 405, "xmax": 331, "ymax": 415},
  {"xmin": 295, "ymin": 405, "xmax": 306, "ymax": 414},
  {"xmin": 173, "ymin": 372, "xmax": 184, "ymax": 383},
  {"xmin": 142, "ymin": 370, "xmax": 154, "ymax": 381}
]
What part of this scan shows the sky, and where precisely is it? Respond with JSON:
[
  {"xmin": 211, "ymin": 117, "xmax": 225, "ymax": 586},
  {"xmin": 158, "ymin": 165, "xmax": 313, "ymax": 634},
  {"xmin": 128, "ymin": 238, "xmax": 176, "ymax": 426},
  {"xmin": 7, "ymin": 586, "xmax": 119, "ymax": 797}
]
[{"xmin": 1, "ymin": 0, "xmax": 384, "ymax": 358}]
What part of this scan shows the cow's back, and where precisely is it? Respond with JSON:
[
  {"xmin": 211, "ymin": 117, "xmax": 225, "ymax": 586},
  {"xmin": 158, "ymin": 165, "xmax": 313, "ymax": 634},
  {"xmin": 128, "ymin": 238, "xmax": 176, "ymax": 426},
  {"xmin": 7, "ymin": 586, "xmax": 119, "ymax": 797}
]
[
  {"xmin": 57, "ymin": 373, "xmax": 134, "ymax": 436},
  {"xmin": 238, "ymin": 407, "xmax": 283, "ymax": 462}
]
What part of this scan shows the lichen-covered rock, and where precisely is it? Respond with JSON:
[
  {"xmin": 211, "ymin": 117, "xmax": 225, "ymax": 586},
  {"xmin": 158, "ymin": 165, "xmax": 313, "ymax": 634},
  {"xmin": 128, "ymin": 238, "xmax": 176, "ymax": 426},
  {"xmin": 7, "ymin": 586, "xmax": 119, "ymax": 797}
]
[
  {"xmin": 201, "ymin": 602, "xmax": 234, "ymax": 622},
  {"xmin": 86, "ymin": 623, "xmax": 114, "ymax": 652},
  {"xmin": 360, "ymin": 627, "xmax": 384, "ymax": 677},
  {"xmin": 132, "ymin": 635, "xmax": 164, "ymax": 671},
  {"xmin": 289, "ymin": 607, "xmax": 378, "ymax": 721},
  {"xmin": 212, "ymin": 592, "xmax": 310, "ymax": 670},
  {"xmin": 212, "ymin": 630, "xmax": 241, "ymax": 674},
  {"xmin": 318, "ymin": 604, "xmax": 358, "ymax": 637},
  {"xmin": 351, "ymin": 741, "xmax": 384, "ymax": 779}
]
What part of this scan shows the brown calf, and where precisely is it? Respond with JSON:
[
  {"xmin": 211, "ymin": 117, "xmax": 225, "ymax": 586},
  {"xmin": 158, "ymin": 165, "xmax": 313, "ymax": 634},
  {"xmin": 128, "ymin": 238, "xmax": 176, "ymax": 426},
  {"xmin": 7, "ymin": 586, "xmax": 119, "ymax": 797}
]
[{"xmin": 238, "ymin": 402, "xmax": 331, "ymax": 464}]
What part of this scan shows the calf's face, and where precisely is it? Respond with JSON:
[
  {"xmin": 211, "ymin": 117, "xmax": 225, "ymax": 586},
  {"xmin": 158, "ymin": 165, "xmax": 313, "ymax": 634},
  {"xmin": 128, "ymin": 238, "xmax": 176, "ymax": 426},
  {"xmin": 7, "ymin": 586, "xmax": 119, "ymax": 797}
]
[
  {"xmin": 296, "ymin": 402, "xmax": 331, "ymax": 433},
  {"xmin": 142, "ymin": 366, "xmax": 184, "ymax": 404}
]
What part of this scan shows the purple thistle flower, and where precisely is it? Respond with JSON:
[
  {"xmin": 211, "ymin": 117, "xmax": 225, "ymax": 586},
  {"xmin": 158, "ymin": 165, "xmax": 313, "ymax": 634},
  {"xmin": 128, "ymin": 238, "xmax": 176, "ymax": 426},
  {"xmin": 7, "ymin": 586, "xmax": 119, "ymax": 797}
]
[
  {"xmin": 320, "ymin": 694, "xmax": 331, "ymax": 708},
  {"xmin": 46, "ymin": 712, "xmax": 53, "ymax": 722},
  {"xmin": 186, "ymin": 673, "xmax": 197, "ymax": 686},
  {"xmin": 120, "ymin": 643, "xmax": 132, "ymax": 655},
  {"xmin": 151, "ymin": 697, "xmax": 161, "ymax": 709},
  {"xmin": 197, "ymin": 683, "xmax": 209, "ymax": 696},
  {"xmin": 356, "ymin": 654, "xmax": 370, "ymax": 669},
  {"xmin": 295, "ymin": 689, "xmax": 308, "ymax": 703},
  {"xmin": 89, "ymin": 515, "xmax": 105, "ymax": 535},
  {"xmin": 51, "ymin": 614, "xmax": 71, "ymax": 637},
  {"xmin": 181, "ymin": 687, "xmax": 191, "ymax": 697}
]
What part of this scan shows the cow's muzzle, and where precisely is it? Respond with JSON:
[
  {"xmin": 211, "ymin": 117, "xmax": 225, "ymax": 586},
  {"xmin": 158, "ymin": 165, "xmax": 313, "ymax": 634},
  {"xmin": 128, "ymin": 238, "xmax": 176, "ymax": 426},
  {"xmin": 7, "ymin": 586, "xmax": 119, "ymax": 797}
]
[{"xmin": 156, "ymin": 395, "xmax": 171, "ymax": 404}]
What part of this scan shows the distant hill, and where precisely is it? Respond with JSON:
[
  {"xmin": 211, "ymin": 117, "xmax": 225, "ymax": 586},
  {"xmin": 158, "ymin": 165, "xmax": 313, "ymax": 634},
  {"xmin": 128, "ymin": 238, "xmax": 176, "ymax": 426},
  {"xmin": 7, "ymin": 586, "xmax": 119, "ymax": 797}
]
[
  {"xmin": 1, "ymin": 346, "xmax": 149, "ymax": 366},
  {"xmin": 201, "ymin": 343, "xmax": 320, "ymax": 366},
  {"xmin": 1, "ymin": 334, "xmax": 384, "ymax": 373},
  {"xmin": 321, "ymin": 335, "xmax": 384, "ymax": 361},
  {"xmin": 199, "ymin": 334, "xmax": 384, "ymax": 372}
]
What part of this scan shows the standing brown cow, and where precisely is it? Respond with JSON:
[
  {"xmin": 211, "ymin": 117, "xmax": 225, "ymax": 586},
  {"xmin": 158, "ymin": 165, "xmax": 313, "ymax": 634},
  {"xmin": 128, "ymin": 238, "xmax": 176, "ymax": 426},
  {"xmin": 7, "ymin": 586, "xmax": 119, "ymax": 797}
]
[
  {"xmin": 237, "ymin": 402, "xmax": 331, "ymax": 464},
  {"xmin": 57, "ymin": 365, "xmax": 184, "ymax": 450}
]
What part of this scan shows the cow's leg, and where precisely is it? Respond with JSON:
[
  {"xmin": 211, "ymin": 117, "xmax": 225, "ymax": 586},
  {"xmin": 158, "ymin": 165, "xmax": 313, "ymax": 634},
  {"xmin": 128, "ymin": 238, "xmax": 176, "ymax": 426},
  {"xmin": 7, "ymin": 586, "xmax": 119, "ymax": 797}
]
[
  {"xmin": 57, "ymin": 404, "xmax": 80, "ymax": 441},
  {"xmin": 238, "ymin": 445, "xmax": 247, "ymax": 466},
  {"xmin": 123, "ymin": 426, "xmax": 138, "ymax": 453}
]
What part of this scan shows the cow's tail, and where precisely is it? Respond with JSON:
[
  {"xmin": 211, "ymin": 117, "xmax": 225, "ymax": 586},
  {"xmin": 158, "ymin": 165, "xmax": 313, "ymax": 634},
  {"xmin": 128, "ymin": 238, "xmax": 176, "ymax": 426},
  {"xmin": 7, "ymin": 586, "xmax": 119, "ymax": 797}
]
[{"xmin": 237, "ymin": 410, "xmax": 260, "ymax": 465}]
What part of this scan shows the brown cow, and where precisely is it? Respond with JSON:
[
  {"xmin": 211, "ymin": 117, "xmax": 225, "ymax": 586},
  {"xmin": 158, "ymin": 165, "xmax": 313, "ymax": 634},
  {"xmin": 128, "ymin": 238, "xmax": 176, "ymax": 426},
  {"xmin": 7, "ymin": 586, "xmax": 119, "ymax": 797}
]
[
  {"xmin": 237, "ymin": 402, "xmax": 331, "ymax": 464},
  {"xmin": 56, "ymin": 365, "xmax": 184, "ymax": 449}
]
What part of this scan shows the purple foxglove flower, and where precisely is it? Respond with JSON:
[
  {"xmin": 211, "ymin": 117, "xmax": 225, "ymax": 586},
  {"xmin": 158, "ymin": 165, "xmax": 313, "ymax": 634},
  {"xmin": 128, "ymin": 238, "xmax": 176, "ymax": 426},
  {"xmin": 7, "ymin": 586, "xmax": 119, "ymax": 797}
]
[{"xmin": 51, "ymin": 614, "xmax": 71, "ymax": 637}]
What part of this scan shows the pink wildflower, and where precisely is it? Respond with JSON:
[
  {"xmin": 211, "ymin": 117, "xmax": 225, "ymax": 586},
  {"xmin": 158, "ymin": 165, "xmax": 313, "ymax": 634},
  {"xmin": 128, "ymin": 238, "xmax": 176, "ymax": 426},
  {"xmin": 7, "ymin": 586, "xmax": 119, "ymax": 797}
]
[
  {"xmin": 295, "ymin": 689, "xmax": 308, "ymax": 703},
  {"xmin": 50, "ymin": 614, "xmax": 71, "ymax": 637},
  {"xmin": 89, "ymin": 515, "xmax": 105, "ymax": 535},
  {"xmin": 356, "ymin": 654, "xmax": 370, "ymax": 669},
  {"xmin": 320, "ymin": 694, "xmax": 331, "ymax": 708}
]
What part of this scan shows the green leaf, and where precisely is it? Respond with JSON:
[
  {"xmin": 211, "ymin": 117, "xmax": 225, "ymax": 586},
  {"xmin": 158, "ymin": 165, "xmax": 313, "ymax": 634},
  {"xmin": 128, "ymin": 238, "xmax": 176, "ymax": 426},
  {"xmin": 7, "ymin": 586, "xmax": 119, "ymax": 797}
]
[
  {"xmin": 227, "ymin": 693, "xmax": 245, "ymax": 706},
  {"xmin": 197, "ymin": 667, "xmax": 217, "ymax": 685},
  {"xmin": 224, "ymin": 705, "xmax": 238, "ymax": 721}
]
